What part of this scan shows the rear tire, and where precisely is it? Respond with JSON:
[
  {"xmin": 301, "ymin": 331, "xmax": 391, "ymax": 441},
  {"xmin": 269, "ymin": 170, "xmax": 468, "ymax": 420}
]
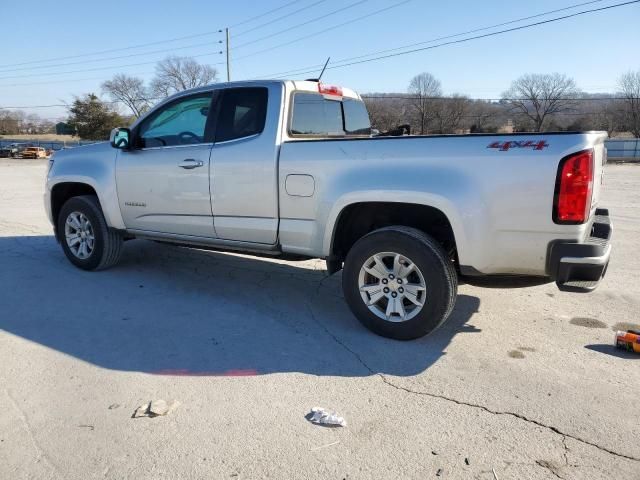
[
  {"xmin": 57, "ymin": 195, "xmax": 123, "ymax": 271},
  {"xmin": 342, "ymin": 226, "xmax": 457, "ymax": 340}
]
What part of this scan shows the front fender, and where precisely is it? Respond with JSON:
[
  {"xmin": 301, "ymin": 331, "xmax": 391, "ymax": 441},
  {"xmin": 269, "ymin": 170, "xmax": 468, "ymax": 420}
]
[{"xmin": 45, "ymin": 144, "xmax": 125, "ymax": 230}]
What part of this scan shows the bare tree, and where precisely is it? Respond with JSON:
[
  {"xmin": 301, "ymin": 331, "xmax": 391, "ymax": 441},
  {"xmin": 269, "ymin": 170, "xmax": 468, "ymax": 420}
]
[
  {"xmin": 102, "ymin": 74, "xmax": 150, "ymax": 118},
  {"xmin": 466, "ymin": 100, "xmax": 505, "ymax": 133},
  {"xmin": 571, "ymin": 100, "xmax": 624, "ymax": 137},
  {"xmin": 0, "ymin": 110, "xmax": 20, "ymax": 134},
  {"xmin": 0, "ymin": 110, "xmax": 55, "ymax": 135},
  {"xmin": 363, "ymin": 94, "xmax": 408, "ymax": 132},
  {"xmin": 502, "ymin": 73, "xmax": 580, "ymax": 132},
  {"xmin": 408, "ymin": 72, "xmax": 442, "ymax": 134},
  {"xmin": 618, "ymin": 70, "xmax": 640, "ymax": 137},
  {"xmin": 150, "ymin": 56, "xmax": 218, "ymax": 98},
  {"xmin": 431, "ymin": 95, "xmax": 470, "ymax": 134}
]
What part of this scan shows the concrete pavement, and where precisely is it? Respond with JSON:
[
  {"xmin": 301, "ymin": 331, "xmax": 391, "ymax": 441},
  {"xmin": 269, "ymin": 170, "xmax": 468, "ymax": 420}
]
[{"xmin": 1, "ymin": 159, "xmax": 639, "ymax": 479}]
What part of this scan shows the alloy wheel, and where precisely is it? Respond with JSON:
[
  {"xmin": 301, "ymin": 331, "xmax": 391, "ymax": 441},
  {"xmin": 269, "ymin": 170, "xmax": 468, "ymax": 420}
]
[
  {"xmin": 64, "ymin": 211, "xmax": 95, "ymax": 259},
  {"xmin": 357, "ymin": 252, "xmax": 427, "ymax": 322}
]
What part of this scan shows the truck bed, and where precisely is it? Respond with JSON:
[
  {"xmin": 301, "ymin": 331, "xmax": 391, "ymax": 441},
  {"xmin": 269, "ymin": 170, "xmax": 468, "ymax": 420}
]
[{"xmin": 277, "ymin": 131, "xmax": 607, "ymax": 276}]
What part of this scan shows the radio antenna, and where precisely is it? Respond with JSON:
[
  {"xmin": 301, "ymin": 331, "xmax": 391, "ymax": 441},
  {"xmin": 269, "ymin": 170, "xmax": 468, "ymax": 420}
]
[
  {"xmin": 306, "ymin": 57, "xmax": 331, "ymax": 82},
  {"xmin": 317, "ymin": 57, "xmax": 330, "ymax": 81}
]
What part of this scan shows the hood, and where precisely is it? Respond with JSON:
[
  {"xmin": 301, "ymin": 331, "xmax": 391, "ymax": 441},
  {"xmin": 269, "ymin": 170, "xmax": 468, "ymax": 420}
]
[{"xmin": 53, "ymin": 141, "xmax": 112, "ymax": 160}]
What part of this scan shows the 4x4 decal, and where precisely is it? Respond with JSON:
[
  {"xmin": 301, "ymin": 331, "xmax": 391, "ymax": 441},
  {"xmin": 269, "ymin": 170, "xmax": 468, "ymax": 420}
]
[{"xmin": 487, "ymin": 140, "xmax": 549, "ymax": 151}]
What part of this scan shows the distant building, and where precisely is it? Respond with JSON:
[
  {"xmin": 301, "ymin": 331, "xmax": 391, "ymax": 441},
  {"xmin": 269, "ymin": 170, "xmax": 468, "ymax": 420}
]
[
  {"xmin": 497, "ymin": 119, "xmax": 514, "ymax": 134},
  {"xmin": 55, "ymin": 122, "xmax": 75, "ymax": 135}
]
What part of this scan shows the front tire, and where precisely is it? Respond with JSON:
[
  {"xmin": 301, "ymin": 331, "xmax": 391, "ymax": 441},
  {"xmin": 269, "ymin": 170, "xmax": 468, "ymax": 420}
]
[
  {"xmin": 57, "ymin": 195, "xmax": 123, "ymax": 271},
  {"xmin": 342, "ymin": 226, "xmax": 457, "ymax": 340}
]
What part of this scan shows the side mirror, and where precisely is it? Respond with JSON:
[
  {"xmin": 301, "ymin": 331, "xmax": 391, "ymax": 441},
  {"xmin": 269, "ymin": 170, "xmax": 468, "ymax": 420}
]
[{"xmin": 110, "ymin": 127, "xmax": 131, "ymax": 149}]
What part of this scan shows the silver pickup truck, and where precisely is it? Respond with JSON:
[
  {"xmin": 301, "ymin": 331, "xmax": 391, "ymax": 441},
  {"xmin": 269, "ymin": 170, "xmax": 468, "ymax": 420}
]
[{"xmin": 45, "ymin": 80, "xmax": 612, "ymax": 339}]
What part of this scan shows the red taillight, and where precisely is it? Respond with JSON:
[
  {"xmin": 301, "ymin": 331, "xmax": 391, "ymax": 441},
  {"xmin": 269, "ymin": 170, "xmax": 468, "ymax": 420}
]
[
  {"xmin": 318, "ymin": 83, "xmax": 343, "ymax": 98},
  {"xmin": 553, "ymin": 149, "xmax": 594, "ymax": 224}
]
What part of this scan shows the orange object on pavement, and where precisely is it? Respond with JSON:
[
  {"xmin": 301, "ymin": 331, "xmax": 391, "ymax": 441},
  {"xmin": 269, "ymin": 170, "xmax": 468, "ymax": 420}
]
[{"xmin": 615, "ymin": 330, "xmax": 640, "ymax": 354}]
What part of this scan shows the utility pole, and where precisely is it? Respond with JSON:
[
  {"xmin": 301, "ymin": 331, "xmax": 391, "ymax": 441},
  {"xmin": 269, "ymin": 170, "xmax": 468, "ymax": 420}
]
[{"xmin": 225, "ymin": 28, "xmax": 231, "ymax": 82}]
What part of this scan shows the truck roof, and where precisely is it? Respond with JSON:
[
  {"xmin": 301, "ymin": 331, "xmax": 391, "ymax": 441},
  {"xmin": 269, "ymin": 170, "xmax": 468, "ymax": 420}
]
[
  {"xmin": 160, "ymin": 79, "xmax": 362, "ymax": 103},
  {"xmin": 288, "ymin": 80, "xmax": 361, "ymax": 100},
  {"xmin": 131, "ymin": 79, "xmax": 364, "ymax": 130}
]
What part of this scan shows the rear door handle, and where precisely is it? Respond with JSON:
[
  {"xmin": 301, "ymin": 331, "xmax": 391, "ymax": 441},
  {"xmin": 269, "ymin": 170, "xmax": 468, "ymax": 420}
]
[{"xmin": 179, "ymin": 159, "xmax": 204, "ymax": 169}]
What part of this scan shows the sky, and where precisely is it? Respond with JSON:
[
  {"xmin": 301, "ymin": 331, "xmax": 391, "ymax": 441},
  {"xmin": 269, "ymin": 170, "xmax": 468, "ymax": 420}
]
[{"xmin": 1, "ymin": 0, "xmax": 639, "ymax": 120}]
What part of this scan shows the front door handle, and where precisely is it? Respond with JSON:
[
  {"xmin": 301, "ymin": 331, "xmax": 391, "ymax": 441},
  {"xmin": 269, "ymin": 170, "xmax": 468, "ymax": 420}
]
[{"xmin": 179, "ymin": 159, "xmax": 204, "ymax": 169}]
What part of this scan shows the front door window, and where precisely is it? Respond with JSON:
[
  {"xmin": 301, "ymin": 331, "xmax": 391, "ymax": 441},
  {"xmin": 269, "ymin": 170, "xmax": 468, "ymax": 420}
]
[{"xmin": 138, "ymin": 94, "xmax": 212, "ymax": 148}]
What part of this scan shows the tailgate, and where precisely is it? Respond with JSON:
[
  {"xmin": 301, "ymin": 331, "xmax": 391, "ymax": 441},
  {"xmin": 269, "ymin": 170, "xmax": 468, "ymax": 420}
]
[{"xmin": 590, "ymin": 138, "xmax": 608, "ymax": 213}]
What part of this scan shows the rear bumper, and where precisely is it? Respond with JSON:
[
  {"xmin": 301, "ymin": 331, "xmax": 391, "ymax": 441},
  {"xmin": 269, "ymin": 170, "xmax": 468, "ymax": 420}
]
[{"xmin": 547, "ymin": 208, "xmax": 612, "ymax": 292}]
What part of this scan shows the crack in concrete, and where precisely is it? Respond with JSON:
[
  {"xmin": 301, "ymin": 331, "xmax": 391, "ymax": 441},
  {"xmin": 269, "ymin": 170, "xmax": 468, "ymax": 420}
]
[
  {"xmin": 5, "ymin": 388, "xmax": 62, "ymax": 479},
  {"xmin": 377, "ymin": 375, "xmax": 640, "ymax": 463},
  {"xmin": 313, "ymin": 273, "xmax": 333, "ymax": 297},
  {"xmin": 535, "ymin": 460, "xmax": 564, "ymax": 479},
  {"xmin": 306, "ymin": 301, "xmax": 640, "ymax": 466}
]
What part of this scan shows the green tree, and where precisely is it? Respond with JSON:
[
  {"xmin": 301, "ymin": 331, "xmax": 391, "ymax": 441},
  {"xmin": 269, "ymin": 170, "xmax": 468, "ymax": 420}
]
[{"xmin": 67, "ymin": 94, "xmax": 124, "ymax": 140}]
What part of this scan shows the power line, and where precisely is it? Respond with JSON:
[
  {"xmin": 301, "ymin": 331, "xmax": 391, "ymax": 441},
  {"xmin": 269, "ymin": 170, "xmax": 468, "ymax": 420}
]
[
  {"xmin": 233, "ymin": 0, "xmax": 369, "ymax": 49},
  {"xmin": 0, "ymin": 32, "xmax": 224, "ymax": 70},
  {"xmin": 362, "ymin": 0, "xmax": 609, "ymax": 62},
  {"xmin": 331, "ymin": 1, "xmax": 640, "ymax": 70},
  {"xmin": 2, "ymin": 1, "xmax": 634, "ymax": 102},
  {"xmin": 0, "ymin": 53, "xmax": 225, "ymax": 81},
  {"xmin": 2, "ymin": 96, "xmax": 634, "ymax": 110},
  {"xmin": 0, "ymin": 71, "xmax": 157, "ymax": 88},
  {"xmin": 0, "ymin": 0, "xmax": 400, "ymax": 81},
  {"xmin": 235, "ymin": 0, "xmax": 412, "ymax": 61},
  {"xmin": 0, "ymin": 0, "xmax": 303, "ymax": 69},
  {"xmin": 230, "ymin": 0, "xmax": 305, "ymax": 28},
  {"xmin": 0, "ymin": 42, "xmax": 224, "ymax": 74},
  {"xmin": 0, "ymin": 1, "xmax": 600, "ymax": 84},
  {"xmin": 438, "ymin": 110, "xmax": 622, "ymax": 119},
  {"xmin": 265, "ymin": 0, "xmax": 640, "ymax": 78},
  {"xmin": 234, "ymin": 0, "xmax": 330, "ymax": 37},
  {"xmin": 254, "ymin": 0, "xmax": 609, "ymax": 79},
  {"xmin": 1, "ymin": 100, "xmax": 133, "ymax": 109},
  {"xmin": 361, "ymin": 96, "xmax": 629, "ymax": 101},
  {"xmin": 1, "ymin": 94, "xmax": 168, "ymax": 110}
]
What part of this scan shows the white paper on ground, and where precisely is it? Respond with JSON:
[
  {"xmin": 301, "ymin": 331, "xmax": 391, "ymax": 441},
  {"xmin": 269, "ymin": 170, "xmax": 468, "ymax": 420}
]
[{"xmin": 308, "ymin": 407, "xmax": 347, "ymax": 427}]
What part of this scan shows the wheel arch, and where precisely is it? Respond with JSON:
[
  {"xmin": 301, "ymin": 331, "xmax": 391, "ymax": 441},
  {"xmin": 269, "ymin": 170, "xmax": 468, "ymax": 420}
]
[
  {"xmin": 325, "ymin": 195, "xmax": 466, "ymax": 267},
  {"xmin": 50, "ymin": 181, "xmax": 101, "ymax": 241}
]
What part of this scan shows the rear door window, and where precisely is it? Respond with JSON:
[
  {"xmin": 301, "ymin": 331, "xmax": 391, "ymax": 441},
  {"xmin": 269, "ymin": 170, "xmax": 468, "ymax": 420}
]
[
  {"xmin": 343, "ymin": 98, "xmax": 371, "ymax": 135},
  {"xmin": 290, "ymin": 93, "xmax": 371, "ymax": 137},
  {"xmin": 290, "ymin": 93, "xmax": 344, "ymax": 136},
  {"xmin": 215, "ymin": 87, "xmax": 268, "ymax": 142}
]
